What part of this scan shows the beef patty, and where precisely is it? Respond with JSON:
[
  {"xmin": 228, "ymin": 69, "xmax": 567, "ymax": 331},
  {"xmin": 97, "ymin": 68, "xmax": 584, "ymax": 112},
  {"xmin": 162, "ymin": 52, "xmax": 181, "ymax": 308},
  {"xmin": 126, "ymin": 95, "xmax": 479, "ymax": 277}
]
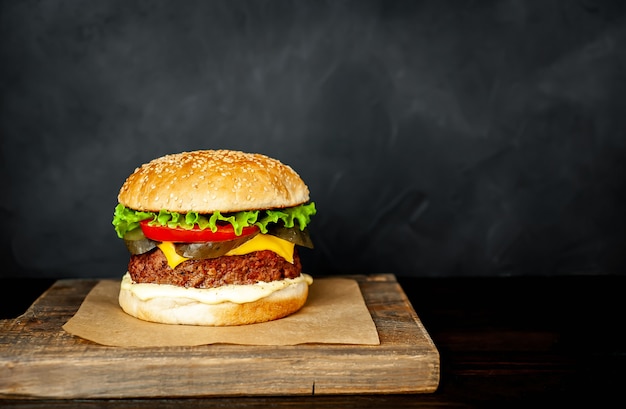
[{"xmin": 127, "ymin": 248, "xmax": 302, "ymax": 288}]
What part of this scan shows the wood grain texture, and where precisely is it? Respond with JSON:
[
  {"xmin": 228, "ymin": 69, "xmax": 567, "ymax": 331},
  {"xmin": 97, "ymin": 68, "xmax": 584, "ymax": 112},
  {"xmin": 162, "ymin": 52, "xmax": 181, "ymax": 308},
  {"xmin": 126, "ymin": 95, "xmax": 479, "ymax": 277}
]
[{"xmin": 0, "ymin": 274, "xmax": 439, "ymax": 399}]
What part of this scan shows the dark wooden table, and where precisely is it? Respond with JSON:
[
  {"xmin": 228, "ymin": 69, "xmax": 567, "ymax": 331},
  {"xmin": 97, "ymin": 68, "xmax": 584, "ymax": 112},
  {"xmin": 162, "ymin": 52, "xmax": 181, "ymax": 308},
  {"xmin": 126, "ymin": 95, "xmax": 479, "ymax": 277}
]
[{"xmin": 1, "ymin": 274, "xmax": 624, "ymax": 408}]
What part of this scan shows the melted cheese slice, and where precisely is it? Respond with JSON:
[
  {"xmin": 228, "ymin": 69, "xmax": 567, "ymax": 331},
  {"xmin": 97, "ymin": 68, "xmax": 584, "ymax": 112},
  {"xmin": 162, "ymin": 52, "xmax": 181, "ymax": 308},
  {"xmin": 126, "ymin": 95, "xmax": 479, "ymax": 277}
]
[
  {"xmin": 157, "ymin": 242, "xmax": 189, "ymax": 269},
  {"xmin": 157, "ymin": 234, "xmax": 296, "ymax": 269},
  {"xmin": 225, "ymin": 234, "xmax": 295, "ymax": 262},
  {"xmin": 121, "ymin": 272, "xmax": 313, "ymax": 304}
]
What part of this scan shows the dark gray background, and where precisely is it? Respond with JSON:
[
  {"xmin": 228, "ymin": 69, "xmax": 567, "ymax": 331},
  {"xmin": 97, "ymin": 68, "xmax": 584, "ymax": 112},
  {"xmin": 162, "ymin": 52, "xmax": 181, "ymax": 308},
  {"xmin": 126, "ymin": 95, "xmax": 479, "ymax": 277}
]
[{"xmin": 1, "ymin": 0, "xmax": 625, "ymax": 279}]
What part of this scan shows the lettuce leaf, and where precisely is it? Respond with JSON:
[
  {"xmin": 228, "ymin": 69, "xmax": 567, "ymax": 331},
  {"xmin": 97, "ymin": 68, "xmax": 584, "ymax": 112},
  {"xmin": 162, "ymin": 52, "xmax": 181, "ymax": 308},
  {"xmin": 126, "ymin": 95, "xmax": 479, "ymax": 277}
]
[
  {"xmin": 112, "ymin": 205, "xmax": 154, "ymax": 239},
  {"xmin": 112, "ymin": 202, "xmax": 316, "ymax": 239}
]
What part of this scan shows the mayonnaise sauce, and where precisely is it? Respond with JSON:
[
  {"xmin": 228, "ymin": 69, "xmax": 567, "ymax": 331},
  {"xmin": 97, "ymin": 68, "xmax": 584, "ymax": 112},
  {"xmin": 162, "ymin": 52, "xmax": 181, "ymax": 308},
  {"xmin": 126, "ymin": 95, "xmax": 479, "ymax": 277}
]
[{"xmin": 120, "ymin": 272, "xmax": 313, "ymax": 305}]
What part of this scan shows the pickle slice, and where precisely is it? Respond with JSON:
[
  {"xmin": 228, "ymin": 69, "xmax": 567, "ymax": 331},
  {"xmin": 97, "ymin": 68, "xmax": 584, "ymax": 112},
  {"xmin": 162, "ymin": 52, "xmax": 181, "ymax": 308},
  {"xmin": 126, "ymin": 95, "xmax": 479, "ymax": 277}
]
[
  {"xmin": 267, "ymin": 225, "xmax": 314, "ymax": 249},
  {"xmin": 123, "ymin": 228, "xmax": 147, "ymax": 241},
  {"xmin": 122, "ymin": 224, "xmax": 314, "ymax": 258},
  {"xmin": 175, "ymin": 233, "xmax": 258, "ymax": 259},
  {"xmin": 124, "ymin": 238, "xmax": 157, "ymax": 255}
]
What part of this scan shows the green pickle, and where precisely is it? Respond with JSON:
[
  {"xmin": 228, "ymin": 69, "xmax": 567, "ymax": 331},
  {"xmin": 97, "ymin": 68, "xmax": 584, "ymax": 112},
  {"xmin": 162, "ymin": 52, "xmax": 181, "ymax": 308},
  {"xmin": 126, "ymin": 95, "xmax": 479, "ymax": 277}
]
[
  {"xmin": 122, "ymin": 225, "xmax": 313, "ymax": 259},
  {"xmin": 175, "ymin": 234, "xmax": 257, "ymax": 259}
]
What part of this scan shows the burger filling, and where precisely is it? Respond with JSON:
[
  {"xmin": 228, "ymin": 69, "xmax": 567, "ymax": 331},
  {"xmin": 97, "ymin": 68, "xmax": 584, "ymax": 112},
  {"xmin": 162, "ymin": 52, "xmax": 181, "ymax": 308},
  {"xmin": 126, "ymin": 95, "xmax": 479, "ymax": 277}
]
[
  {"xmin": 128, "ymin": 249, "xmax": 302, "ymax": 289},
  {"xmin": 112, "ymin": 202, "xmax": 316, "ymax": 289}
]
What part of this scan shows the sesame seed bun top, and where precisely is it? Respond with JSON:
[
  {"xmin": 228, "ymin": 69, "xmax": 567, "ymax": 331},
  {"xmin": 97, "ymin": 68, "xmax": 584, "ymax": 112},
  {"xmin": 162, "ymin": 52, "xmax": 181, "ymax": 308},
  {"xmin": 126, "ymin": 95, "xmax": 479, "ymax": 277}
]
[{"xmin": 117, "ymin": 150, "xmax": 310, "ymax": 213}]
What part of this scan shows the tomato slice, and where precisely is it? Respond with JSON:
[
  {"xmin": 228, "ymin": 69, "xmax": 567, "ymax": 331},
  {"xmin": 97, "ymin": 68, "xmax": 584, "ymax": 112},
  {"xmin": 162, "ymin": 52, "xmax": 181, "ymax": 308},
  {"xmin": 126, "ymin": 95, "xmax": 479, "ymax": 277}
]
[{"xmin": 139, "ymin": 220, "xmax": 260, "ymax": 243}]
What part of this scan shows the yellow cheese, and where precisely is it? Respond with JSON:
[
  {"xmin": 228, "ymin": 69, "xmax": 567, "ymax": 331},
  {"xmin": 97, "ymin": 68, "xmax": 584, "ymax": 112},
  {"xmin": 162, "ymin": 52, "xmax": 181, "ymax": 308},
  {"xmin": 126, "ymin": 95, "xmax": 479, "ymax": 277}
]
[
  {"xmin": 157, "ymin": 242, "xmax": 190, "ymax": 269},
  {"xmin": 156, "ymin": 234, "xmax": 296, "ymax": 269},
  {"xmin": 225, "ymin": 234, "xmax": 295, "ymax": 263}
]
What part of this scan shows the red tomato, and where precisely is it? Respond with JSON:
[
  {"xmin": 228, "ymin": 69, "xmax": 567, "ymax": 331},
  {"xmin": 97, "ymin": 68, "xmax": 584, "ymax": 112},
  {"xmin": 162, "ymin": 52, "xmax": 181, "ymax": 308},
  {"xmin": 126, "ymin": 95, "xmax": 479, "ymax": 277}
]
[{"xmin": 139, "ymin": 220, "xmax": 259, "ymax": 243}]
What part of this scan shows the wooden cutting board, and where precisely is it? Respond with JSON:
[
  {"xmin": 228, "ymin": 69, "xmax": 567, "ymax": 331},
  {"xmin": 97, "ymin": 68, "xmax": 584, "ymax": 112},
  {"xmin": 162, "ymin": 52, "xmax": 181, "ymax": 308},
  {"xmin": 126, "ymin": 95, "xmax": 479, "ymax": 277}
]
[{"xmin": 0, "ymin": 274, "xmax": 439, "ymax": 399}]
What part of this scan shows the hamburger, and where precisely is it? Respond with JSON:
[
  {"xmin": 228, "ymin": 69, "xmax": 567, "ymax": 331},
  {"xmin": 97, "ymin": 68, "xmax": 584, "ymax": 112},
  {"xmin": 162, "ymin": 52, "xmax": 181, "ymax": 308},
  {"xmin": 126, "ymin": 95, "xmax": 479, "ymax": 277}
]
[{"xmin": 111, "ymin": 149, "xmax": 316, "ymax": 326}]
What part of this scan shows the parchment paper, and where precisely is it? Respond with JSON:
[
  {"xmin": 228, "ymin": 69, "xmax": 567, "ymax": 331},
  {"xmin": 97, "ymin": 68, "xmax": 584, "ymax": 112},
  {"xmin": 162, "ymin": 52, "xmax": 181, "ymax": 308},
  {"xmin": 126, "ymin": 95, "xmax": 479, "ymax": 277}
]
[{"xmin": 62, "ymin": 278, "xmax": 380, "ymax": 347}]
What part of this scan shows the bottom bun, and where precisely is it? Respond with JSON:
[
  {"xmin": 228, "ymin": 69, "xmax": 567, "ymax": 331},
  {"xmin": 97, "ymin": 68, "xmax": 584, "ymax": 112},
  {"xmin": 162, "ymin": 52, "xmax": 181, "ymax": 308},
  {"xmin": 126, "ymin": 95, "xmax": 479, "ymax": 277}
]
[{"xmin": 118, "ymin": 274, "xmax": 311, "ymax": 326}]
